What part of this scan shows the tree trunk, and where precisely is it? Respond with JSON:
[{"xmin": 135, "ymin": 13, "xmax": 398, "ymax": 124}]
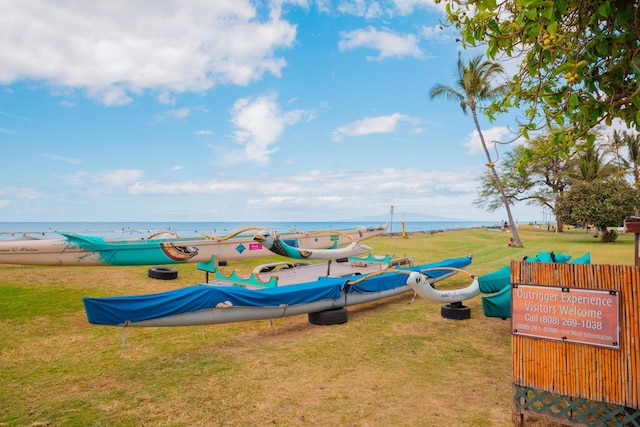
[{"xmin": 471, "ymin": 108, "xmax": 524, "ymax": 247}]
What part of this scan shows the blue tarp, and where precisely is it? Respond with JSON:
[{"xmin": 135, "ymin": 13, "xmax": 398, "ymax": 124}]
[
  {"xmin": 400, "ymin": 256, "xmax": 473, "ymax": 278},
  {"xmin": 349, "ymin": 256, "xmax": 473, "ymax": 294},
  {"xmin": 348, "ymin": 273, "xmax": 407, "ymax": 294},
  {"xmin": 84, "ymin": 277, "xmax": 347, "ymax": 325}
]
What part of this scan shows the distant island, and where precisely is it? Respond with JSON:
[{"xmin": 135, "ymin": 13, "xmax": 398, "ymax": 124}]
[{"xmin": 345, "ymin": 212, "xmax": 467, "ymax": 222}]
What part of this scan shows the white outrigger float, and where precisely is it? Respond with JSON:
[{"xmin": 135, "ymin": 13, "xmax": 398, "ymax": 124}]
[{"xmin": 0, "ymin": 224, "xmax": 387, "ymax": 266}]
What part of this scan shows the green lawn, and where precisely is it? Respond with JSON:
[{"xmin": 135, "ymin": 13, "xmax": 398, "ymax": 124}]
[{"xmin": 0, "ymin": 226, "xmax": 633, "ymax": 426}]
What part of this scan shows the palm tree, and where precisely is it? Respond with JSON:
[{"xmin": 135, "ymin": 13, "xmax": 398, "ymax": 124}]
[
  {"xmin": 570, "ymin": 142, "xmax": 621, "ymax": 183},
  {"xmin": 430, "ymin": 54, "xmax": 524, "ymax": 247},
  {"xmin": 609, "ymin": 130, "xmax": 640, "ymax": 189}
]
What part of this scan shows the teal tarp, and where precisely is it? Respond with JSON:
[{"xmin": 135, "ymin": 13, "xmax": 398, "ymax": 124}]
[
  {"xmin": 478, "ymin": 265, "xmax": 511, "ymax": 294},
  {"xmin": 482, "ymin": 285, "xmax": 512, "ymax": 319},
  {"xmin": 480, "ymin": 252, "xmax": 591, "ymax": 319},
  {"xmin": 526, "ymin": 251, "xmax": 572, "ymax": 263},
  {"xmin": 571, "ymin": 252, "xmax": 590, "ymax": 264}
]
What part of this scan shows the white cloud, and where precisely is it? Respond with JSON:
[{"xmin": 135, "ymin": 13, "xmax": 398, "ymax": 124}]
[
  {"xmin": 155, "ymin": 108, "xmax": 191, "ymax": 121},
  {"xmin": 129, "ymin": 167, "xmax": 478, "ymax": 197},
  {"xmin": 496, "ymin": 55, "xmax": 523, "ymax": 79},
  {"xmin": 54, "ymin": 171, "xmax": 90, "ymax": 187},
  {"xmin": 129, "ymin": 180, "xmax": 244, "ymax": 196},
  {"xmin": 0, "ymin": 110, "xmax": 30, "ymax": 121},
  {"xmin": 95, "ymin": 169, "xmax": 145, "ymax": 187},
  {"xmin": 126, "ymin": 167, "xmax": 489, "ymax": 219},
  {"xmin": 338, "ymin": 27, "xmax": 423, "ymax": 61},
  {"xmin": 154, "ymin": 106, "xmax": 207, "ymax": 121},
  {"xmin": 0, "ymin": 186, "xmax": 41, "ymax": 199},
  {"xmin": 0, "ymin": 0, "xmax": 297, "ymax": 105},
  {"xmin": 337, "ymin": 0, "xmax": 386, "ymax": 18},
  {"xmin": 227, "ymin": 93, "xmax": 313, "ymax": 165},
  {"xmin": 44, "ymin": 154, "xmax": 81, "ymax": 164},
  {"xmin": 336, "ymin": 0, "xmax": 445, "ymax": 17},
  {"xmin": 392, "ymin": 0, "xmax": 446, "ymax": 14},
  {"xmin": 54, "ymin": 170, "xmax": 144, "ymax": 188},
  {"xmin": 157, "ymin": 92, "xmax": 176, "ymax": 106},
  {"xmin": 463, "ymin": 126, "xmax": 515, "ymax": 155},
  {"xmin": 331, "ymin": 113, "xmax": 415, "ymax": 140},
  {"xmin": 86, "ymin": 86, "xmax": 133, "ymax": 107},
  {"xmin": 0, "ymin": 200, "xmax": 9, "ymax": 208}
]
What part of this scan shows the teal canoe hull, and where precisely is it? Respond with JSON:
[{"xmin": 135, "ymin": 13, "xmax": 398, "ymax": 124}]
[{"xmin": 0, "ymin": 225, "xmax": 387, "ymax": 266}]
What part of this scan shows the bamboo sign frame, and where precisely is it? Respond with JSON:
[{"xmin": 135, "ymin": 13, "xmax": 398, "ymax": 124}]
[
  {"xmin": 512, "ymin": 284, "xmax": 620, "ymax": 349},
  {"xmin": 512, "ymin": 261, "xmax": 640, "ymax": 408}
]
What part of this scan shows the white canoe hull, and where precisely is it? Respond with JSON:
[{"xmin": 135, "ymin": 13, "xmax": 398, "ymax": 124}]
[{"xmin": 0, "ymin": 225, "xmax": 386, "ymax": 266}]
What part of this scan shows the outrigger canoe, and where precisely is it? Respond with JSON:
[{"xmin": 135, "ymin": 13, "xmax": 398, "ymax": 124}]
[
  {"xmin": 0, "ymin": 224, "xmax": 387, "ymax": 266},
  {"xmin": 83, "ymin": 253, "xmax": 472, "ymax": 328}
]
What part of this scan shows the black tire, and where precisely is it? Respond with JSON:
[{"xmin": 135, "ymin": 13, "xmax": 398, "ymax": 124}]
[
  {"xmin": 148, "ymin": 266, "xmax": 178, "ymax": 280},
  {"xmin": 441, "ymin": 302, "xmax": 471, "ymax": 320},
  {"xmin": 308, "ymin": 307, "xmax": 348, "ymax": 325}
]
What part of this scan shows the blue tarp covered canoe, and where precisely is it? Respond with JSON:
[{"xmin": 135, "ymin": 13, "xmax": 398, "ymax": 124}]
[{"xmin": 83, "ymin": 255, "xmax": 472, "ymax": 327}]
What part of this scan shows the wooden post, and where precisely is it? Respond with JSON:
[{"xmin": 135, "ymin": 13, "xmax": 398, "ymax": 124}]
[{"xmin": 624, "ymin": 217, "xmax": 640, "ymax": 267}]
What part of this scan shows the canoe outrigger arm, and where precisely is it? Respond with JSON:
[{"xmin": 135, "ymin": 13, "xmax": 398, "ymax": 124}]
[{"xmin": 406, "ymin": 269, "xmax": 480, "ymax": 304}]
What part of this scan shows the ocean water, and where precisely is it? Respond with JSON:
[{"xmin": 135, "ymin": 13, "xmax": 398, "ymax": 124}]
[{"xmin": 0, "ymin": 221, "xmax": 498, "ymax": 240}]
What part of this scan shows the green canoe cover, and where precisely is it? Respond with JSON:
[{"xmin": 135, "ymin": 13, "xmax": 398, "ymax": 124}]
[
  {"xmin": 482, "ymin": 285, "xmax": 512, "ymax": 319},
  {"xmin": 480, "ymin": 252, "xmax": 590, "ymax": 319},
  {"xmin": 478, "ymin": 265, "xmax": 511, "ymax": 294},
  {"xmin": 571, "ymin": 252, "xmax": 590, "ymax": 264},
  {"xmin": 525, "ymin": 251, "xmax": 572, "ymax": 263}
]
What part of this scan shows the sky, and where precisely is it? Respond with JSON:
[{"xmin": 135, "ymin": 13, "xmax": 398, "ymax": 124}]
[{"xmin": 0, "ymin": 0, "xmax": 551, "ymax": 223}]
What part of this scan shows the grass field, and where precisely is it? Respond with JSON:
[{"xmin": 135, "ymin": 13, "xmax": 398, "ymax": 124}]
[{"xmin": 0, "ymin": 226, "xmax": 635, "ymax": 426}]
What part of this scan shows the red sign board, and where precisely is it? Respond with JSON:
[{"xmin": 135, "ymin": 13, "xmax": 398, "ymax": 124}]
[{"xmin": 512, "ymin": 284, "xmax": 620, "ymax": 349}]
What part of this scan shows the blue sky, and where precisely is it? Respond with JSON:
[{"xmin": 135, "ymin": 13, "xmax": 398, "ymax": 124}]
[{"xmin": 0, "ymin": 0, "xmax": 544, "ymax": 223}]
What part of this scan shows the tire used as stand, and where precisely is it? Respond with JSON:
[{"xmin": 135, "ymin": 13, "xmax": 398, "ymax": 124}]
[
  {"xmin": 148, "ymin": 266, "xmax": 178, "ymax": 280},
  {"xmin": 441, "ymin": 301, "xmax": 471, "ymax": 320},
  {"xmin": 308, "ymin": 307, "xmax": 348, "ymax": 325}
]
